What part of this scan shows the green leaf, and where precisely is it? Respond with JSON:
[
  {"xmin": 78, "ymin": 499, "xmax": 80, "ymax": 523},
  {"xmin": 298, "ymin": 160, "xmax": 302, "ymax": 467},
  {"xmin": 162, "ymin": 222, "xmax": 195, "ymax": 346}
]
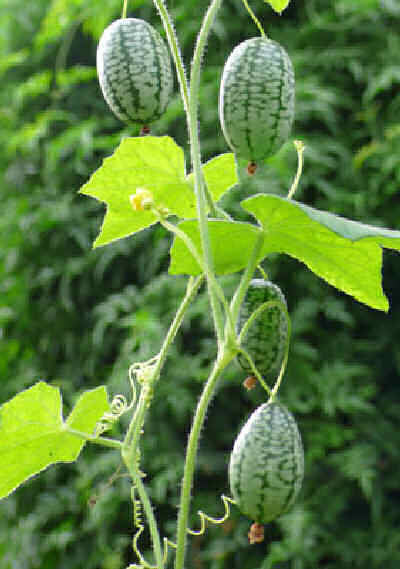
[
  {"xmin": 169, "ymin": 220, "xmax": 263, "ymax": 275},
  {"xmin": 0, "ymin": 382, "xmax": 109, "ymax": 499},
  {"xmin": 242, "ymin": 194, "xmax": 400, "ymax": 311},
  {"xmin": 169, "ymin": 195, "xmax": 400, "ymax": 311},
  {"xmin": 79, "ymin": 136, "xmax": 196, "ymax": 247},
  {"xmin": 186, "ymin": 153, "xmax": 238, "ymax": 202},
  {"xmin": 265, "ymin": 0, "xmax": 291, "ymax": 14}
]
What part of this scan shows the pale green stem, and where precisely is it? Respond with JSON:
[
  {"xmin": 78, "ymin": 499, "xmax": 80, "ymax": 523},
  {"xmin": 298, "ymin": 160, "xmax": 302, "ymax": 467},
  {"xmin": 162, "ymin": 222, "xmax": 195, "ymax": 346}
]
[
  {"xmin": 235, "ymin": 346, "xmax": 271, "ymax": 395},
  {"xmin": 189, "ymin": 1, "xmax": 221, "ymax": 217},
  {"xmin": 160, "ymin": 217, "xmax": 235, "ymax": 337},
  {"xmin": 237, "ymin": 299, "xmax": 284, "ymax": 345},
  {"xmin": 153, "ymin": 0, "xmax": 190, "ymax": 114},
  {"xmin": 122, "ymin": 388, "xmax": 164, "ymax": 569},
  {"xmin": 238, "ymin": 297, "xmax": 292, "ymax": 401},
  {"xmin": 122, "ymin": 0, "xmax": 128, "ymax": 18},
  {"xmin": 229, "ymin": 231, "xmax": 265, "ymax": 325},
  {"xmin": 242, "ymin": 0, "xmax": 265, "ymax": 36},
  {"xmin": 65, "ymin": 427, "xmax": 122, "ymax": 449},
  {"xmin": 153, "ymin": 275, "xmax": 204, "ymax": 378},
  {"xmin": 123, "ymin": 275, "xmax": 204, "ymax": 458},
  {"xmin": 174, "ymin": 348, "xmax": 235, "ymax": 569},
  {"xmin": 287, "ymin": 140, "xmax": 305, "ymax": 200},
  {"xmin": 188, "ymin": 0, "xmax": 226, "ymax": 346},
  {"xmin": 269, "ymin": 311, "xmax": 292, "ymax": 401},
  {"xmin": 122, "ymin": 275, "xmax": 203, "ymax": 569},
  {"xmin": 160, "ymin": 218, "xmax": 206, "ymax": 273}
]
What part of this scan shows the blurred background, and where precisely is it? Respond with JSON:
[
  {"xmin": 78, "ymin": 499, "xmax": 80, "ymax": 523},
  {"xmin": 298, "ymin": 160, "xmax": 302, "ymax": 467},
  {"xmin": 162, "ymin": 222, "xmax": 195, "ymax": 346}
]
[{"xmin": 1, "ymin": 0, "xmax": 400, "ymax": 567}]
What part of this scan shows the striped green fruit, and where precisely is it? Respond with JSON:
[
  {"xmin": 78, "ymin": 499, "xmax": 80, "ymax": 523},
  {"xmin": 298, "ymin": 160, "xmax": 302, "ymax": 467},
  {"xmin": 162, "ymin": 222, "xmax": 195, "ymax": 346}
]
[
  {"xmin": 229, "ymin": 401, "xmax": 304, "ymax": 524},
  {"xmin": 96, "ymin": 18, "xmax": 173, "ymax": 124},
  {"xmin": 219, "ymin": 37, "xmax": 295, "ymax": 162},
  {"xmin": 237, "ymin": 279, "xmax": 288, "ymax": 380}
]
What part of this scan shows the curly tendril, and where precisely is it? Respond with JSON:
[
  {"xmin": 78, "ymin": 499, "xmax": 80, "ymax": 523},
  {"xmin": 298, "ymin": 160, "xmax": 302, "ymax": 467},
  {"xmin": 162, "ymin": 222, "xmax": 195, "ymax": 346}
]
[{"xmin": 187, "ymin": 494, "xmax": 236, "ymax": 536}]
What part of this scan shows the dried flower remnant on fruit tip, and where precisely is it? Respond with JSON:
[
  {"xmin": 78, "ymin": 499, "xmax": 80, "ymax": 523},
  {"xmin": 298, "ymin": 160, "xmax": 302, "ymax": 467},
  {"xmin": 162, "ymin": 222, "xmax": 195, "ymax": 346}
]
[
  {"xmin": 247, "ymin": 162, "xmax": 257, "ymax": 176},
  {"xmin": 243, "ymin": 376, "xmax": 257, "ymax": 390},
  {"xmin": 248, "ymin": 522, "xmax": 264, "ymax": 544},
  {"xmin": 140, "ymin": 125, "xmax": 151, "ymax": 136},
  {"xmin": 130, "ymin": 189, "xmax": 154, "ymax": 211}
]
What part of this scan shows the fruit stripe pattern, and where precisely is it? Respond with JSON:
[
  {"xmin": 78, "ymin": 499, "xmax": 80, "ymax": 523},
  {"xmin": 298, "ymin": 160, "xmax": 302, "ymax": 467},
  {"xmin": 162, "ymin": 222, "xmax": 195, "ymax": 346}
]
[
  {"xmin": 97, "ymin": 18, "xmax": 173, "ymax": 124},
  {"xmin": 219, "ymin": 37, "xmax": 295, "ymax": 162},
  {"xmin": 229, "ymin": 402, "xmax": 304, "ymax": 524},
  {"xmin": 237, "ymin": 279, "xmax": 289, "ymax": 380}
]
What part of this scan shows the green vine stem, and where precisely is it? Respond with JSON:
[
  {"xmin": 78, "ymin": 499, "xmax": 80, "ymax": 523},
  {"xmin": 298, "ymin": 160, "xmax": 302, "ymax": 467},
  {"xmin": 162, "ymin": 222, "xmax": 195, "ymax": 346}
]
[
  {"xmin": 229, "ymin": 231, "xmax": 265, "ymax": 326},
  {"xmin": 235, "ymin": 346, "xmax": 272, "ymax": 395},
  {"xmin": 123, "ymin": 385, "xmax": 164, "ymax": 569},
  {"xmin": 241, "ymin": 0, "xmax": 265, "ymax": 36},
  {"xmin": 174, "ymin": 348, "xmax": 235, "ymax": 569},
  {"xmin": 65, "ymin": 427, "xmax": 123, "ymax": 450},
  {"xmin": 236, "ymin": 297, "xmax": 292, "ymax": 396},
  {"xmin": 159, "ymin": 216, "xmax": 235, "ymax": 337},
  {"xmin": 269, "ymin": 310, "xmax": 292, "ymax": 401},
  {"xmin": 154, "ymin": 0, "xmax": 225, "ymax": 347},
  {"xmin": 152, "ymin": 0, "xmax": 190, "ymax": 115},
  {"xmin": 121, "ymin": 275, "xmax": 203, "ymax": 567},
  {"xmin": 187, "ymin": 0, "xmax": 227, "ymax": 348}
]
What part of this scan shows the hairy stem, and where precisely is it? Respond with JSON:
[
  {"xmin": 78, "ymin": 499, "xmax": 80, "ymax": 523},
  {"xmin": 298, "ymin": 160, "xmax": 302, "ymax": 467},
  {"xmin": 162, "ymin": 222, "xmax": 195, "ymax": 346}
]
[
  {"xmin": 174, "ymin": 348, "xmax": 235, "ymax": 569},
  {"xmin": 122, "ymin": 275, "xmax": 203, "ymax": 568},
  {"xmin": 188, "ymin": 0, "xmax": 225, "ymax": 347},
  {"xmin": 153, "ymin": 0, "xmax": 190, "ymax": 114}
]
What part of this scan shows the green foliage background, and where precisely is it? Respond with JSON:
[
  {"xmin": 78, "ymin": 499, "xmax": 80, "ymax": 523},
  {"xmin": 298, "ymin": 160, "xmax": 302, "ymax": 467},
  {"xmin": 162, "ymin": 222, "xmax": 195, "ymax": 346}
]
[{"xmin": 1, "ymin": 0, "xmax": 400, "ymax": 567}]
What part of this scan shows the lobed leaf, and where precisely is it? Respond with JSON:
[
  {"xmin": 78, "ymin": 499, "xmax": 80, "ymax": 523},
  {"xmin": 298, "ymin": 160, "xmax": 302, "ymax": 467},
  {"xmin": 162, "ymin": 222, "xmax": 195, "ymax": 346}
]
[
  {"xmin": 79, "ymin": 136, "xmax": 196, "ymax": 247},
  {"xmin": 0, "ymin": 382, "xmax": 109, "ymax": 499},
  {"xmin": 169, "ymin": 194, "xmax": 400, "ymax": 311},
  {"xmin": 243, "ymin": 194, "xmax": 400, "ymax": 311}
]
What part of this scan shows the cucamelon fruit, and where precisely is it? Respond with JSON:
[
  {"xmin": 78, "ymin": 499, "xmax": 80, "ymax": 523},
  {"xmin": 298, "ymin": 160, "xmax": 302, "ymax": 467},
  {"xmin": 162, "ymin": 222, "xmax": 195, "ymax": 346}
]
[
  {"xmin": 219, "ymin": 37, "xmax": 295, "ymax": 162},
  {"xmin": 229, "ymin": 401, "xmax": 304, "ymax": 524},
  {"xmin": 96, "ymin": 18, "xmax": 173, "ymax": 125},
  {"xmin": 237, "ymin": 279, "xmax": 288, "ymax": 380}
]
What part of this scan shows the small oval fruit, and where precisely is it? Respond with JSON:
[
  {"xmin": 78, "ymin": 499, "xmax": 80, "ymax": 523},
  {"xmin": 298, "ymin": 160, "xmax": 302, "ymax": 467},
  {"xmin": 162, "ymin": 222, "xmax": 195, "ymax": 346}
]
[
  {"xmin": 219, "ymin": 37, "xmax": 295, "ymax": 162},
  {"xmin": 229, "ymin": 401, "xmax": 304, "ymax": 524},
  {"xmin": 237, "ymin": 279, "xmax": 288, "ymax": 380},
  {"xmin": 96, "ymin": 18, "xmax": 173, "ymax": 124}
]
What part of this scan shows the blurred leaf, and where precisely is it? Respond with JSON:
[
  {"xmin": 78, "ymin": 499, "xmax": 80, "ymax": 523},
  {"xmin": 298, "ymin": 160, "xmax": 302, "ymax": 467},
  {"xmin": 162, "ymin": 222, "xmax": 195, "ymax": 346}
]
[
  {"xmin": 0, "ymin": 382, "xmax": 109, "ymax": 499},
  {"xmin": 0, "ymin": 50, "xmax": 28, "ymax": 77},
  {"xmin": 55, "ymin": 65, "xmax": 97, "ymax": 89},
  {"xmin": 14, "ymin": 70, "xmax": 52, "ymax": 107}
]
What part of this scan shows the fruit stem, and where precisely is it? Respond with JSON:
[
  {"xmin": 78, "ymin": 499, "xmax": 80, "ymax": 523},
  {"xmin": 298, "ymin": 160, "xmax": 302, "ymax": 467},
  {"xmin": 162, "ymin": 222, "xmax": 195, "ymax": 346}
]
[
  {"xmin": 241, "ymin": 0, "xmax": 266, "ymax": 36},
  {"xmin": 287, "ymin": 140, "xmax": 305, "ymax": 200},
  {"xmin": 269, "ymin": 303, "xmax": 292, "ymax": 401},
  {"xmin": 121, "ymin": 0, "xmax": 128, "ymax": 19}
]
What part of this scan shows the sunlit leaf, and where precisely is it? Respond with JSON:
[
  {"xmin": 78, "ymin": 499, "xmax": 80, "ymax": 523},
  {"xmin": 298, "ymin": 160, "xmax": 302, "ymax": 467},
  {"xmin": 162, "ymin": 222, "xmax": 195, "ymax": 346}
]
[
  {"xmin": 265, "ymin": 0, "xmax": 291, "ymax": 14},
  {"xmin": 243, "ymin": 194, "xmax": 400, "ymax": 310},
  {"xmin": 170, "ymin": 195, "xmax": 400, "ymax": 310},
  {"xmin": 169, "ymin": 220, "xmax": 263, "ymax": 275},
  {"xmin": 186, "ymin": 153, "xmax": 238, "ymax": 202},
  {"xmin": 0, "ymin": 382, "xmax": 109, "ymax": 499},
  {"xmin": 79, "ymin": 136, "xmax": 196, "ymax": 247}
]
